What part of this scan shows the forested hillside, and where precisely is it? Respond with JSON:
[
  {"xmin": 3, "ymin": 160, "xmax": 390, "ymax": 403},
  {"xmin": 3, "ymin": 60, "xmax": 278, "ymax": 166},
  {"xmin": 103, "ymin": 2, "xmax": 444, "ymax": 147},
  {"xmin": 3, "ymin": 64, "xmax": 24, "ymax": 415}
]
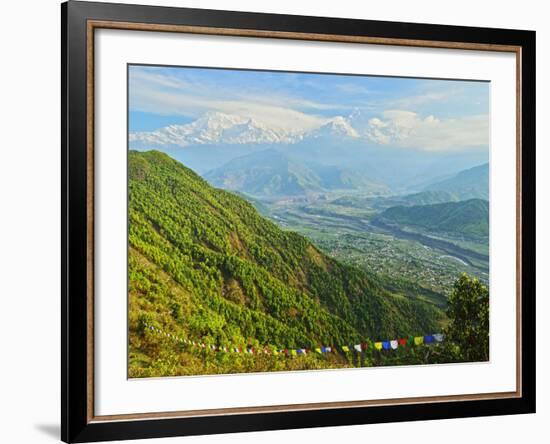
[
  {"xmin": 128, "ymin": 150, "xmax": 444, "ymax": 377},
  {"xmin": 424, "ymin": 163, "xmax": 489, "ymax": 200},
  {"xmin": 376, "ymin": 199, "xmax": 489, "ymax": 239}
]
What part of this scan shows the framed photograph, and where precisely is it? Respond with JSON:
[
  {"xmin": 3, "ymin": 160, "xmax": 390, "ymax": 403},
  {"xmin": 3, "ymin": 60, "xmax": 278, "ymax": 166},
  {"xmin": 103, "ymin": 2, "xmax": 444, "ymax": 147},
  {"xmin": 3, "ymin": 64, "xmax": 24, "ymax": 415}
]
[{"xmin": 62, "ymin": 1, "xmax": 536, "ymax": 442}]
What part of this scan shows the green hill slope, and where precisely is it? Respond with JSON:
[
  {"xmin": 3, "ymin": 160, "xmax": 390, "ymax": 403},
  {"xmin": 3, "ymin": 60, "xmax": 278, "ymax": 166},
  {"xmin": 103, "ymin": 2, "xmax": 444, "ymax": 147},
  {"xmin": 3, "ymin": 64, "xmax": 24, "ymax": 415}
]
[
  {"xmin": 424, "ymin": 163, "xmax": 489, "ymax": 200},
  {"xmin": 204, "ymin": 149, "xmax": 322, "ymax": 196},
  {"xmin": 376, "ymin": 199, "xmax": 489, "ymax": 238},
  {"xmin": 128, "ymin": 151, "xmax": 442, "ymax": 377},
  {"xmin": 204, "ymin": 149, "xmax": 389, "ymax": 197}
]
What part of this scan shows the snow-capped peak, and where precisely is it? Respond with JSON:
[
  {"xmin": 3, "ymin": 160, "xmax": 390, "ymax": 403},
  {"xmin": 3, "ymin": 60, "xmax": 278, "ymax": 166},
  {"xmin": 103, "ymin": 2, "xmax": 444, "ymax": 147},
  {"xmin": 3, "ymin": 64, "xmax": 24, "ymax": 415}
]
[
  {"xmin": 129, "ymin": 111, "xmax": 301, "ymax": 148},
  {"xmin": 129, "ymin": 112, "xmax": 361, "ymax": 149},
  {"xmin": 308, "ymin": 116, "xmax": 360, "ymax": 139},
  {"xmin": 191, "ymin": 111, "xmax": 250, "ymax": 132}
]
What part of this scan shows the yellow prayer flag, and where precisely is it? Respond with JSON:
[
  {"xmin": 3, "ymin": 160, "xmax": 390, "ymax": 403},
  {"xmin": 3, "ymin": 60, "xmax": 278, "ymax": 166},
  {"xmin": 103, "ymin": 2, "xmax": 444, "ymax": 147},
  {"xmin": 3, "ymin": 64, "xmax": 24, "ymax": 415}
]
[
  {"xmin": 374, "ymin": 342, "xmax": 383, "ymax": 350},
  {"xmin": 315, "ymin": 347, "xmax": 322, "ymax": 354},
  {"xmin": 342, "ymin": 346, "xmax": 350, "ymax": 352},
  {"xmin": 414, "ymin": 336, "xmax": 424, "ymax": 345},
  {"xmin": 273, "ymin": 349, "xmax": 279, "ymax": 355},
  {"xmin": 291, "ymin": 349, "xmax": 297, "ymax": 356}
]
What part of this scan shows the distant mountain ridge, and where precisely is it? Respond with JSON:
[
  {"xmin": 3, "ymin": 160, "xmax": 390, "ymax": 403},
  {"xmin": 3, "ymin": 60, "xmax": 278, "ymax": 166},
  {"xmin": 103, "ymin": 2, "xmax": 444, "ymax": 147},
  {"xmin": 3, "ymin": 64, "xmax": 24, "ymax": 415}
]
[
  {"xmin": 204, "ymin": 149, "xmax": 390, "ymax": 197},
  {"xmin": 375, "ymin": 198, "xmax": 489, "ymax": 238},
  {"xmin": 424, "ymin": 163, "xmax": 489, "ymax": 200},
  {"xmin": 129, "ymin": 111, "xmax": 361, "ymax": 149},
  {"xmin": 129, "ymin": 111, "xmax": 296, "ymax": 147},
  {"xmin": 129, "ymin": 112, "xmax": 489, "ymax": 193},
  {"xmin": 205, "ymin": 149, "xmax": 321, "ymax": 196},
  {"xmin": 308, "ymin": 116, "xmax": 360, "ymax": 139}
]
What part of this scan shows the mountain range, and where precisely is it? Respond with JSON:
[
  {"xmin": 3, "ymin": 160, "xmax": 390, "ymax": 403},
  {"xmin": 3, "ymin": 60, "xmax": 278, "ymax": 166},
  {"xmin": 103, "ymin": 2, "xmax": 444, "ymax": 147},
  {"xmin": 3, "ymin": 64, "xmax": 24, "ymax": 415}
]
[
  {"xmin": 330, "ymin": 162, "xmax": 489, "ymax": 211},
  {"xmin": 424, "ymin": 163, "xmax": 489, "ymax": 200},
  {"xmin": 129, "ymin": 111, "xmax": 489, "ymax": 190},
  {"xmin": 204, "ymin": 149, "xmax": 390, "ymax": 198},
  {"xmin": 129, "ymin": 111, "xmax": 361, "ymax": 149},
  {"xmin": 130, "ymin": 112, "xmax": 301, "ymax": 147},
  {"xmin": 375, "ymin": 198, "xmax": 489, "ymax": 238}
]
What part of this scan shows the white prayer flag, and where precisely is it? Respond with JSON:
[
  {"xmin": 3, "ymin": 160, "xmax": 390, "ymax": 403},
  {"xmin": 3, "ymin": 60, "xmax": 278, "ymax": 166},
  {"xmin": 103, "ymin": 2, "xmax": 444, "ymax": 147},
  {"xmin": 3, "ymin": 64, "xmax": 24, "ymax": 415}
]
[{"xmin": 433, "ymin": 333, "xmax": 444, "ymax": 342}]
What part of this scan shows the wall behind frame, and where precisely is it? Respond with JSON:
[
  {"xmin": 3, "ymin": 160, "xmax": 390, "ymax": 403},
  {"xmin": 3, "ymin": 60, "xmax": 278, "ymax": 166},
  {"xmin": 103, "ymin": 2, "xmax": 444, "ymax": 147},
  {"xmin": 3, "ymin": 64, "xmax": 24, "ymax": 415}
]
[{"xmin": 0, "ymin": 0, "xmax": 547, "ymax": 443}]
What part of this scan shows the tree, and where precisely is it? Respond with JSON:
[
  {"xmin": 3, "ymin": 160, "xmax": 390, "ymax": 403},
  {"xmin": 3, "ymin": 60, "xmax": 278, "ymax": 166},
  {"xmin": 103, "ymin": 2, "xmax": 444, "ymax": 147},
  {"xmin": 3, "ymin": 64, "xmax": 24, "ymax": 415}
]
[{"xmin": 445, "ymin": 273, "xmax": 489, "ymax": 362}]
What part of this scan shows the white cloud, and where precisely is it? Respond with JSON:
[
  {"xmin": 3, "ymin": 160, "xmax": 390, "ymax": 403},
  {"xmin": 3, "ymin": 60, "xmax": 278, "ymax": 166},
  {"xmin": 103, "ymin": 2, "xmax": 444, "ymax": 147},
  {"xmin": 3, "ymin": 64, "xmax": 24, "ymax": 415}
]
[
  {"xmin": 129, "ymin": 69, "xmax": 329, "ymax": 133},
  {"xmin": 333, "ymin": 83, "xmax": 374, "ymax": 95},
  {"xmin": 389, "ymin": 91, "xmax": 454, "ymax": 109},
  {"xmin": 364, "ymin": 109, "xmax": 488, "ymax": 150}
]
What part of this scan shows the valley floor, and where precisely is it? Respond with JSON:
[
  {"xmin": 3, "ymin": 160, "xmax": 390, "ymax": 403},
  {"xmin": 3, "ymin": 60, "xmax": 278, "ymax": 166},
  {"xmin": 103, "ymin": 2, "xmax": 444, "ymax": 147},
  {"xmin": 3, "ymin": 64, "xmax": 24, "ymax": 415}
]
[{"xmin": 252, "ymin": 194, "xmax": 489, "ymax": 298}]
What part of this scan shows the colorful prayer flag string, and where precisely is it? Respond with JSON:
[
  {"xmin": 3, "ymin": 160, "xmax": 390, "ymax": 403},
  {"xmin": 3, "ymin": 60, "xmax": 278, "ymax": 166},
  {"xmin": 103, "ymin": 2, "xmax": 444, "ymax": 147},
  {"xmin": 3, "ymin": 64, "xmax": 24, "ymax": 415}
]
[{"xmin": 143, "ymin": 322, "xmax": 444, "ymax": 357}]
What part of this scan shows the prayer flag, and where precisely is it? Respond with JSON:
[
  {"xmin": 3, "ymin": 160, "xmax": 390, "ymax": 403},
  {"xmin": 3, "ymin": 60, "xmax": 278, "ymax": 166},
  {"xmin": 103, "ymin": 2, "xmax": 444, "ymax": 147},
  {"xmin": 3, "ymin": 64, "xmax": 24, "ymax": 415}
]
[{"xmin": 136, "ymin": 329, "xmax": 442, "ymax": 359}]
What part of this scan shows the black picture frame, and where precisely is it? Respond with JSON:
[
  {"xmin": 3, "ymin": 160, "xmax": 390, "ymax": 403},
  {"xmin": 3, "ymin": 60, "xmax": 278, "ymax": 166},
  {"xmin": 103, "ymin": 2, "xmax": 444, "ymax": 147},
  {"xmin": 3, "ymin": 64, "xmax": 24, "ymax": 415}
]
[{"xmin": 61, "ymin": 1, "xmax": 536, "ymax": 442}]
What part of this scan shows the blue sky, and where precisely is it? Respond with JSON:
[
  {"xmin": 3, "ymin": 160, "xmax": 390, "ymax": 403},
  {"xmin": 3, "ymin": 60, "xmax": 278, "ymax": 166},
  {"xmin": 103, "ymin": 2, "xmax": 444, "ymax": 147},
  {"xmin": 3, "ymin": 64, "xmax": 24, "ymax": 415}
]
[{"xmin": 129, "ymin": 64, "xmax": 489, "ymax": 150}]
